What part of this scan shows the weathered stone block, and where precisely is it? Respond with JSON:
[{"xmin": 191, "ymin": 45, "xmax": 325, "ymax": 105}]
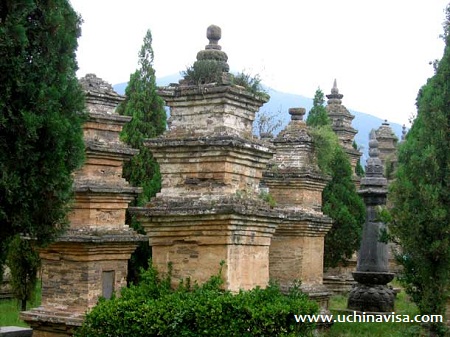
[
  {"xmin": 0, "ymin": 327, "xmax": 32, "ymax": 337},
  {"xmin": 133, "ymin": 198, "xmax": 282, "ymax": 291}
]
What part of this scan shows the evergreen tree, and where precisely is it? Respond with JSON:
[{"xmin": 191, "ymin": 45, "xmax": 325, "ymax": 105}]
[
  {"xmin": 116, "ymin": 29, "xmax": 167, "ymax": 284},
  {"xmin": 388, "ymin": 6, "xmax": 450, "ymax": 335},
  {"xmin": 7, "ymin": 235, "xmax": 40, "ymax": 311},
  {"xmin": 306, "ymin": 88, "xmax": 330, "ymax": 127},
  {"xmin": 307, "ymin": 98, "xmax": 365, "ymax": 268},
  {"xmin": 0, "ymin": 0, "xmax": 85, "ymax": 279},
  {"xmin": 322, "ymin": 147, "xmax": 366, "ymax": 268},
  {"xmin": 117, "ymin": 29, "xmax": 166, "ymax": 206}
]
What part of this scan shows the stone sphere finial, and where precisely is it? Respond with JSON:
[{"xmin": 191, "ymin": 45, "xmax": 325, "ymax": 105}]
[
  {"xmin": 289, "ymin": 107, "xmax": 306, "ymax": 121},
  {"xmin": 368, "ymin": 129, "xmax": 379, "ymax": 158},
  {"xmin": 363, "ymin": 129, "xmax": 385, "ymax": 179},
  {"xmin": 206, "ymin": 25, "xmax": 221, "ymax": 50}
]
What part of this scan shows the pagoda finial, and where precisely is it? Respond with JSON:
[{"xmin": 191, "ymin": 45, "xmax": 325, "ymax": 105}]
[
  {"xmin": 331, "ymin": 79, "xmax": 339, "ymax": 95},
  {"xmin": 326, "ymin": 79, "xmax": 344, "ymax": 100},
  {"xmin": 206, "ymin": 25, "xmax": 222, "ymax": 50},
  {"xmin": 364, "ymin": 129, "xmax": 385, "ymax": 179},
  {"xmin": 289, "ymin": 107, "xmax": 306, "ymax": 121},
  {"xmin": 401, "ymin": 124, "xmax": 407, "ymax": 141},
  {"xmin": 184, "ymin": 25, "xmax": 230, "ymax": 84},
  {"xmin": 368, "ymin": 129, "xmax": 379, "ymax": 158},
  {"xmin": 196, "ymin": 25, "xmax": 228, "ymax": 71}
]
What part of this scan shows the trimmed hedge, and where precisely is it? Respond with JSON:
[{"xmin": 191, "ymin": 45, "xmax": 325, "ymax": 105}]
[{"xmin": 75, "ymin": 262, "xmax": 318, "ymax": 337}]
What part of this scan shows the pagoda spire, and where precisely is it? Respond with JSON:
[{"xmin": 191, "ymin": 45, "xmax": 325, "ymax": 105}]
[
  {"xmin": 327, "ymin": 79, "xmax": 344, "ymax": 101},
  {"xmin": 325, "ymin": 79, "xmax": 360, "ymax": 181}
]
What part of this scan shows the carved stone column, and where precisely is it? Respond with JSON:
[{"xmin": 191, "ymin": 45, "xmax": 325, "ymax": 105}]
[{"xmin": 347, "ymin": 130, "xmax": 395, "ymax": 312}]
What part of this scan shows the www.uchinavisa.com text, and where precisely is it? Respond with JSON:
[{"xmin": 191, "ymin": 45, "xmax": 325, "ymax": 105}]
[{"xmin": 294, "ymin": 312, "xmax": 443, "ymax": 324}]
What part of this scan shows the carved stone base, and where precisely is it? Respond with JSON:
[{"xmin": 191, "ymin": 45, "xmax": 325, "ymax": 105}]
[
  {"xmin": 20, "ymin": 309, "xmax": 83, "ymax": 337},
  {"xmin": 347, "ymin": 283, "xmax": 395, "ymax": 312}
]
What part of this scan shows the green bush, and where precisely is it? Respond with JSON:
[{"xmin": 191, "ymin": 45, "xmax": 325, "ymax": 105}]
[{"xmin": 76, "ymin": 262, "xmax": 318, "ymax": 337}]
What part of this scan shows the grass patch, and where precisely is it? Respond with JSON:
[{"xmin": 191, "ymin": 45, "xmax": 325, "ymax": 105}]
[{"xmin": 0, "ymin": 282, "xmax": 41, "ymax": 327}]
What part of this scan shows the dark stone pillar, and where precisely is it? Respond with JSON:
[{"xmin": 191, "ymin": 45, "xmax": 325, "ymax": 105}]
[{"xmin": 347, "ymin": 130, "xmax": 395, "ymax": 312}]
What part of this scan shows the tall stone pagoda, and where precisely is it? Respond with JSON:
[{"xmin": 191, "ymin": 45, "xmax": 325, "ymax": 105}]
[
  {"xmin": 21, "ymin": 74, "xmax": 143, "ymax": 336},
  {"xmin": 263, "ymin": 107, "xmax": 333, "ymax": 306},
  {"xmin": 375, "ymin": 120, "xmax": 398, "ymax": 180},
  {"xmin": 347, "ymin": 130, "xmax": 395, "ymax": 312},
  {"xmin": 132, "ymin": 25, "xmax": 283, "ymax": 291},
  {"xmin": 325, "ymin": 80, "xmax": 361, "ymax": 178}
]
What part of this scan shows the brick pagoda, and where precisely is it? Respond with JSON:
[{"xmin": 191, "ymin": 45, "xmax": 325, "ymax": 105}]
[
  {"xmin": 132, "ymin": 25, "xmax": 283, "ymax": 292},
  {"xmin": 21, "ymin": 74, "xmax": 143, "ymax": 336}
]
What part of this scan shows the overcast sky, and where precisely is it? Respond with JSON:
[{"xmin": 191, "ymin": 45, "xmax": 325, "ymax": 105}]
[{"xmin": 70, "ymin": 0, "xmax": 449, "ymax": 125}]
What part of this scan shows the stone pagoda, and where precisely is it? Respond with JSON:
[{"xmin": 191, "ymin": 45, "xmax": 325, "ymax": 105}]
[
  {"xmin": 21, "ymin": 74, "xmax": 143, "ymax": 336},
  {"xmin": 325, "ymin": 80, "xmax": 361, "ymax": 178},
  {"xmin": 263, "ymin": 108, "xmax": 333, "ymax": 307},
  {"xmin": 347, "ymin": 130, "xmax": 395, "ymax": 312},
  {"xmin": 132, "ymin": 25, "xmax": 283, "ymax": 292},
  {"xmin": 375, "ymin": 120, "xmax": 398, "ymax": 180}
]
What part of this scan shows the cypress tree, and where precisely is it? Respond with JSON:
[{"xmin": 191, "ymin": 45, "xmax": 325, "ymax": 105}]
[
  {"xmin": 306, "ymin": 88, "xmax": 330, "ymax": 127},
  {"xmin": 322, "ymin": 147, "xmax": 366, "ymax": 268},
  {"xmin": 7, "ymin": 235, "xmax": 40, "ymax": 311},
  {"xmin": 0, "ymin": 0, "xmax": 85, "ymax": 279},
  {"xmin": 116, "ymin": 29, "xmax": 167, "ymax": 284},
  {"xmin": 306, "ymin": 91, "xmax": 365, "ymax": 268},
  {"xmin": 117, "ymin": 29, "xmax": 166, "ymax": 206},
  {"xmin": 388, "ymin": 6, "xmax": 450, "ymax": 335}
]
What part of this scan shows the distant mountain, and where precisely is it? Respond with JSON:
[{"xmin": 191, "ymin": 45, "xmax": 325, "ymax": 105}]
[{"xmin": 114, "ymin": 74, "xmax": 404, "ymax": 163}]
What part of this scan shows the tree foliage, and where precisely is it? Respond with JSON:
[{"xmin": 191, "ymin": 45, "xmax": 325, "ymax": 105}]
[
  {"xmin": 306, "ymin": 95, "xmax": 365, "ymax": 268},
  {"xmin": 0, "ymin": 0, "xmax": 85, "ymax": 279},
  {"xmin": 75, "ymin": 261, "xmax": 318, "ymax": 337},
  {"xmin": 116, "ymin": 29, "xmax": 167, "ymax": 284},
  {"xmin": 6, "ymin": 235, "xmax": 40, "ymax": 311},
  {"xmin": 253, "ymin": 108, "xmax": 283, "ymax": 138},
  {"xmin": 182, "ymin": 60, "xmax": 224, "ymax": 85},
  {"xmin": 388, "ymin": 6, "xmax": 450, "ymax": 335},
  {"xmin": 322, "ymin": 147, "xmax": 366, "ymax": 268},
  {"xmin": 117, "ymin": 29, "xmax": 166, "ymax": 206},
  {"xmin": 232, "ymin": 71, "xmax": 268, "ymax": 99},
  {"xmin": 306, "ymin": 88, "xmax": 330, "ymax": 127}
]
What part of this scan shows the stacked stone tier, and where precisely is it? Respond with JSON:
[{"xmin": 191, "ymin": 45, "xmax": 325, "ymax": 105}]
[
  {"xmin": 22, "ymin": 230, "xmax": 145, "ymax": 335},
  {"xmin": 158, "ymin": 84, "xmax": 268, "ymax": 139},
  {"xmin": 147, "ymin": 135, "xmax": 272, "ymax": 198},
  {"xmin": 133, "ymin": 199, "xmax": 282, "ymax": 292},
  {"xmin": 263, "ymin": 170, "xmax": 328, "ymax": 211},
  {"xmin": 134, "ymin": 199, "xmax": 281, "ymax": 245}
]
